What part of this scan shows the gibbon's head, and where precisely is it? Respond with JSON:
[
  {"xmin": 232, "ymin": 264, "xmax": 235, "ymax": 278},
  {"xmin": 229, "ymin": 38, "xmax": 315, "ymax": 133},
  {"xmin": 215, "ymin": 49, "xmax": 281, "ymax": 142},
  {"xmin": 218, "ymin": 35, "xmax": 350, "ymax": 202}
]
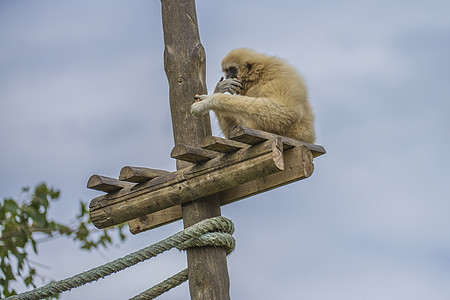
[{"xmin": 221, "ymin": 48, "xmax": 279, "ymax": 84}]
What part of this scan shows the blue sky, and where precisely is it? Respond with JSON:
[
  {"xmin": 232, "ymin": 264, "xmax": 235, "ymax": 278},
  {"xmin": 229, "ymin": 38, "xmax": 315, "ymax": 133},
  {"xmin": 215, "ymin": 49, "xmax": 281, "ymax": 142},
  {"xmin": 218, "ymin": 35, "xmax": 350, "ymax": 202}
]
[{"xmin": 1, "ymin": 1, "xmax": 450, "ymax": 299}]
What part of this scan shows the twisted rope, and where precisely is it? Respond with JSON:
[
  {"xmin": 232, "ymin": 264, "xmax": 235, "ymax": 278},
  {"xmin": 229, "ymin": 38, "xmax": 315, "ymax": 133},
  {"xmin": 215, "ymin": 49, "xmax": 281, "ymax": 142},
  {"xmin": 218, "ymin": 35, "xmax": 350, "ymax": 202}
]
[
  {"xmin": 130, "ymin": 269, "xmax": 189, "ymax": 300},
  {"xmin": 7, "ymin": 216, "xmax": 235, "ymax": 300}
]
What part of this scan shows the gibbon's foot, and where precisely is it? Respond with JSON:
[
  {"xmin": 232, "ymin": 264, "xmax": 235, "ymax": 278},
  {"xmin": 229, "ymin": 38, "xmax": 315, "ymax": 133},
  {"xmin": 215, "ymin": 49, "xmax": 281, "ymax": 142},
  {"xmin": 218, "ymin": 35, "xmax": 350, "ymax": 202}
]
[
  {"xmin": 214, "ymin": 78, "xmax": 243, "ymax": 94},
  {"xmin": 191, "ymin": 94, "xmax": 210, "ymax": 118}
]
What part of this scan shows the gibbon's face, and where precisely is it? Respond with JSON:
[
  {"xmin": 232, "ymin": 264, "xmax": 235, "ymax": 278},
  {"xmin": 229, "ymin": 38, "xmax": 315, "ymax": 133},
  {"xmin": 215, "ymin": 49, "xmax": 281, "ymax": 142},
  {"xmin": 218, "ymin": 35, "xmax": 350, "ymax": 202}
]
[
  {"xmin": 223, "ymin": 64, "xmax": 253, "ymax": 83},
  {"xmin": 225, "ymin": 66, "xmax": 238, "ymax": 79}
]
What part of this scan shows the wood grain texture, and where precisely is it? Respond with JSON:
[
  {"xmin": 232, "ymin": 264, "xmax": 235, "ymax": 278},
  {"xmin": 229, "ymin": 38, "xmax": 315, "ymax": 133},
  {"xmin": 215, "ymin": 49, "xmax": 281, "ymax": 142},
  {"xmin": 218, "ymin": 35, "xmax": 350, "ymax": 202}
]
[
  {"xmin": 87, "ymin": 175, "xmax": 133, "ymax": 193},
  {"xmin": 229, "ymin": 125, "xmax": 326, "ymax": 157},
  {"xmin": 128, "ymin": 145, "xmax": 314, "ymax": 232},
  {"xmin": 89, "ymin": 139, "xmax": 283, "ymax": 228},
  {"xmin": 201, "ymin": 136, "xmax": 248, "ymax": 153},
  {"xmin": 156, "ymin": 1, "xmax": 229, "ymax": 297},
  {"xmin": 171, "ymin": 144, "xmax": 219, "ymax": 163},
  {"xmin": 129, "ymin": 205, "xmax": 183, "ymax": 234},
  {"xmin": 119, "ymin": 166, "xmax": 170, "ymax": 183}
]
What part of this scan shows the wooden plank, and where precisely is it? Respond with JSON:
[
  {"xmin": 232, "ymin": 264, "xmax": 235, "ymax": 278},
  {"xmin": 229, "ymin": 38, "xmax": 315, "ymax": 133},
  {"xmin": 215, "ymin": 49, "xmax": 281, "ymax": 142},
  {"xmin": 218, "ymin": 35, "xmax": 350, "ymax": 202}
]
[
  {"xmin": 89, "ymin": 138, "xmax": 284, "ymax": 229},
  {"xmin": 220, "ymin": 145, "xmax": 313, "ymax": 205},
  {"xmin": 128, "ymin": 145, "xmax": 313, "ymax": 233},
  {"xmin": 119, "ymin": 166, "xmax": 170, "ymax": 183},
  {"xmin": 229, "ymin": 125, "xmax": 326, "ymax": 157},
  {"xmin": 201, "ymin": 136, "xmax": 248, "ymax": 153},
  {"xmin": 87, "ymin": 175, "xmax": 132, "ymax": 193},
  {"xmin": 90, "ymin": 138, "xmax": 280, "ymax": 210},
  {"xmin": 129, "ymin": 205, "xmax": 182, "ymax": 234},
  {"xmin": 171, "ymin": 144, "xmax": 219, "ymax": 163}
]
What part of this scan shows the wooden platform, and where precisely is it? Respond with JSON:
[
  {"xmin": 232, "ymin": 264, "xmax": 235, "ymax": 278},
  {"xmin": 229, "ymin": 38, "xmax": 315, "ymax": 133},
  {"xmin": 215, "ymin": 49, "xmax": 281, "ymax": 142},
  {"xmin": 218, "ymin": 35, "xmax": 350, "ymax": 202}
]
[{"xmin": 88, "ymin": 126, "xmax": 325, "ymax": 231}]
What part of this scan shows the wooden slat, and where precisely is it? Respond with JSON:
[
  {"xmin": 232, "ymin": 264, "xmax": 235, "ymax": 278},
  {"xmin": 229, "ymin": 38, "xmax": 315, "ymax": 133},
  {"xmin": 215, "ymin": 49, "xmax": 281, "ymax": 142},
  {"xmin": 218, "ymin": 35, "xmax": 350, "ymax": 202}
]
[
  {"xmin": 229, "ymin": 128, "xmax": 267, "ymax": 145},
  {"xmin": 201, "ymin": 136, "xmax": 248, "ymax": 153},
  {"xmin": 129, "ymin": 205, "xmax": 183, "ymax": 234},
  {"xmin": 171, "ymin": 144, "xmax": 219, "ymax": 163},
  {"xmin": 90, "ymin": 138, "xmax": 284, "ymax": 229},
  {"xmin": 87, "ymin": 175, "xmax": 132, "ymax": 193},
  {"xmin": 229, "ymin": 125, "xmax": 326, "ymax": 157},
  {"xmin": 128, "ymin": 145, "xmax": 314, "ymax": 233},
  {"xmin": 119, "ymin": 166, "xmax": 170, "ymax": 183}
]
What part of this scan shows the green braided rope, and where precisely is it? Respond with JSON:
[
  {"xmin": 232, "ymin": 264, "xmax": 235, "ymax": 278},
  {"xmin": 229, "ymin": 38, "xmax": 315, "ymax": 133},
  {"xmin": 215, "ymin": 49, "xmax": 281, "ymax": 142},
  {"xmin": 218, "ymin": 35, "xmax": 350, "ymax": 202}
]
[
  {"xmin": 7, "ymin": 216, "xmax": 235, "ymax": 300},
  {"xmin": 131, "ymin": 232, "xmax": 236, "ymax": 300},
  {"xmin": 129, "ymin": 269, "xmax": 189, "ymax": 300}
]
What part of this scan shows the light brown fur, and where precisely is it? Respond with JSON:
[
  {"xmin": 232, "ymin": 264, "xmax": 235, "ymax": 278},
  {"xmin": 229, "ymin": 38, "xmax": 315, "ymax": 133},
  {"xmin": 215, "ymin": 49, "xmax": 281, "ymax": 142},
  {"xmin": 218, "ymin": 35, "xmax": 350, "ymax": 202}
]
[{"xmin": 191, "ymin": 48, "xmax": 316, "ymax": 143}]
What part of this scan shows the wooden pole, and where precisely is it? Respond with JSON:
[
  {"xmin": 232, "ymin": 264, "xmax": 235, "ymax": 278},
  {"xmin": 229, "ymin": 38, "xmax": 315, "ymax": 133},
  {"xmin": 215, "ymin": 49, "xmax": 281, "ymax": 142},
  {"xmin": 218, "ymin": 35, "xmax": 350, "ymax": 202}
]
[{"xmin": 160, "ymin": 1, "xmax": 231, "ymax": 299}]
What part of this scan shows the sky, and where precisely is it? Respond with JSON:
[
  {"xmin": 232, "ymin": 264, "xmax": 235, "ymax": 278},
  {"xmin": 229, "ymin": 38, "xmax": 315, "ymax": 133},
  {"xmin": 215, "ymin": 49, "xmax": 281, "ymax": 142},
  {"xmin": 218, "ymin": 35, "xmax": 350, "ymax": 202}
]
[{"xmin": 1, "ymin": 0, "xmax": 450, "ymax": 299}]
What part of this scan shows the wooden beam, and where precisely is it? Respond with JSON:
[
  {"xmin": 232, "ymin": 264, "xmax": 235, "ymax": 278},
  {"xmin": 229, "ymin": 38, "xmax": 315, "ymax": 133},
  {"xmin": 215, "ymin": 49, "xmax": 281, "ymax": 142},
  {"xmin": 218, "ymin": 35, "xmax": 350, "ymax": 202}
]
[
  {"xmin": 229, "ymin": 125, "xmax": 326, "ymax": 157},
  {"xmin": 128, "ymin": 145, "xmax": 313, "ymax": 233},
  {"xmin": 119, "ymin": 166, "xmax": 170, "ymax": 183},
  {"xmin": 201, "ymin": 136, "xmax": 248, "ymax": 153},
  {"xmin": 129, "ymin": 205, "xmax": 183, "ymax": 234},
  {"xmin": 220, "ymin": 145, "xmax": 313, "ymax": 205},
  {"xmin": 171, "ymin": 144, "xmax": 219, "ymax": 163},
  {"xmin": 87, "ymin": 175, "xmax": 133, "ymax": 193},
  {"xmin": 89, "ymin": 138, "xmax": 284, "ymax": 229}
]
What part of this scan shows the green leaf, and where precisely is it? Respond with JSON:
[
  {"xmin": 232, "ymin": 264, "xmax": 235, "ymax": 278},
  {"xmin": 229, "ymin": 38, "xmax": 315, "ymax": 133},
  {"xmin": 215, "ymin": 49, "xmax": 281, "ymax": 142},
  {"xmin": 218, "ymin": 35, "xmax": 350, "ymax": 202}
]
[
  {"xmin": 22, "ymin": 206, "xmax": 37, "ymax": 219},
  {"xmin": 33, "ymin": 212, "xmax": 48, "ymax": 228},
  {"xmin": 76, "ymin": 202, "xmax": 88, "ymax": 219},
  {"xmin": 48, "ymin": 188, "xmax": 60, "ymax": 200},
  {"xmin": 34, "ymin": 183, "xmax": 50, "ymax": 208},
  {"xmin": 2, "ymin": 199, "xmax": 19, "ymax": 214},
  {"xmin": 75, "ymin": 223, "xmax": 89, "ymax": 241},
  {"xmin": 3, "ymin": 264, "xmax": 15, "ymax": 280},
  {"xmin": 31, "ymin": 239, "xmax": 38, "ymax": 254},
  {"xmin": 24, "ymin": 275, "xmax": 34, "ymax": 287}
]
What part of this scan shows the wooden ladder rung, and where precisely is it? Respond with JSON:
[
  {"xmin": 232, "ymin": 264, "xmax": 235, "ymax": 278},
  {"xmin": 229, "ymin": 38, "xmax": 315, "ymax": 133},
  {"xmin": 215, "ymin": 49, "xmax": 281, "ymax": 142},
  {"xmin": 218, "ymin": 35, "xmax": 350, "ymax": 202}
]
[
  {"xmin": 119, "ymin": 166, "xmax": 170, "ymax": 183},
  {"xmin": 171, "ymin": 144, "xmax": 218, "ymax": 163},
  {"xmin": 201, "ymin": 136, "xmax": 248, "ymax": 153},
  {"xmin": 228, "ymin": 126, "xmax": 268, "ymax": 145},
  {"xmin": 229, "ymin": 125, "xmax": 326, "ymax": 157},
  {"xmin": 87, "ymin": 175, "xmax": 132, "ymax": 193}
]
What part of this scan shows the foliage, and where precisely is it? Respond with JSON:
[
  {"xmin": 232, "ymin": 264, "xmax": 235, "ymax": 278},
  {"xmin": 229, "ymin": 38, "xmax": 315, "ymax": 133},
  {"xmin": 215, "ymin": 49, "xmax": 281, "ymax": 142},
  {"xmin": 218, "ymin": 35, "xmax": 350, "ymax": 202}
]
[{"xmin": 0, "ymin": 183, "xmax": 127, "ymax": 298}]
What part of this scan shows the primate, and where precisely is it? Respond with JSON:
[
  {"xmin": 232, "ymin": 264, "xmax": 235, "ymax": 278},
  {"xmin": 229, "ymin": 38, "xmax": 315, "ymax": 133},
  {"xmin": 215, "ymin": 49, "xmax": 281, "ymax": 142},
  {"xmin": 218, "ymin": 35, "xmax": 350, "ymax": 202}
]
[{"xmin": 191, "ymin": 48, "xmax": 316, "ymax": 143}]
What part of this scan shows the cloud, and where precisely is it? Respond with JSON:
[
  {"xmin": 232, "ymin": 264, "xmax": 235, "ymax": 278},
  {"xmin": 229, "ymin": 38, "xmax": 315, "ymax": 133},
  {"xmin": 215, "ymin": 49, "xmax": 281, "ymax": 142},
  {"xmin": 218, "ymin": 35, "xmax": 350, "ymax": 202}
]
[{"xmin": 1, "ymin": 1, "xmax": 450, "ymax": 299}]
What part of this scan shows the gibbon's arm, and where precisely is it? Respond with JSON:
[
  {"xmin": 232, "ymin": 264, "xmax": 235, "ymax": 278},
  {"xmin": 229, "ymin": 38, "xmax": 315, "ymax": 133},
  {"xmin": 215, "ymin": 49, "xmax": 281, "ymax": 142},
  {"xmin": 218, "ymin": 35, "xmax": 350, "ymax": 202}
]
[{"xmin": 192, "ymin": 93, "xmax": 299, "ymax": 133}]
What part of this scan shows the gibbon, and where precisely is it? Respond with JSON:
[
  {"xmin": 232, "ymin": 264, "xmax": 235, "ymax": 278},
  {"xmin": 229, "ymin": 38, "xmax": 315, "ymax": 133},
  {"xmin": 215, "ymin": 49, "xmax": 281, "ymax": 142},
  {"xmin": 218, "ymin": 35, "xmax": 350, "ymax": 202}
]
[{"xmin": 191, "ymin": 48, "xmax": 316, "ymax": 143}]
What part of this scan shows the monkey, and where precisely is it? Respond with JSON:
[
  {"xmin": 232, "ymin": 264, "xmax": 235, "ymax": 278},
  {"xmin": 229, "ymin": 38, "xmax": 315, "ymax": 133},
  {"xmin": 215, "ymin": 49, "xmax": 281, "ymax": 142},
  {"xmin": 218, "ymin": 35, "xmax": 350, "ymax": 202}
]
[{"xmin": 191, "ymin": 48, "xmax": 316, "ymax": 143}]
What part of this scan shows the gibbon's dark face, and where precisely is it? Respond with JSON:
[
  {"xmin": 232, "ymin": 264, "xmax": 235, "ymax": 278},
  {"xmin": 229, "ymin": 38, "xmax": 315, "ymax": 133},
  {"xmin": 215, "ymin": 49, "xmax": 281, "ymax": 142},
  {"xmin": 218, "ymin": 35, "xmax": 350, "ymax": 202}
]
[{"xmin": 226, "ymin": 66, "xmax": 238, "ymax": 79}]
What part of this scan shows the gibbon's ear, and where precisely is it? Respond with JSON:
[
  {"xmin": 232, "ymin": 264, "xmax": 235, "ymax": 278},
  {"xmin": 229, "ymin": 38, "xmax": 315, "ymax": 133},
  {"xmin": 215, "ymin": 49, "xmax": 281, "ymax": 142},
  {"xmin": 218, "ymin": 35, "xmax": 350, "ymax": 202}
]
[{"xmin": 246, "ymin": 63, "xmax": 252, "ymax": 71}]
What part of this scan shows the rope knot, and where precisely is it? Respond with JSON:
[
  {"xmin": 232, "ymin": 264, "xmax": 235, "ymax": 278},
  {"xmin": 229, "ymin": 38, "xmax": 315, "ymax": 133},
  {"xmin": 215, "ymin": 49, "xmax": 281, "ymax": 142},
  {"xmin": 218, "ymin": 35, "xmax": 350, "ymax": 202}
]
[{"xmin": 176, "ymin": 216, "xmax": 236, "ymax": 255}]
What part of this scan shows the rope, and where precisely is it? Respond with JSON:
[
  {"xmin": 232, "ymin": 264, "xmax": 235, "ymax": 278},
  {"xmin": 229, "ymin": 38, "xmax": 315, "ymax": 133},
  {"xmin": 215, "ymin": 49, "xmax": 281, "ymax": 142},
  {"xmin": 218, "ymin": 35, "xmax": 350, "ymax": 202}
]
[
  {"xmin": 130, "ymin": 269, "xmax": 188, "ymax": 300},
  {"xmin": 7, "ymin": 216, "xmax": 235, "ymax": 300}
]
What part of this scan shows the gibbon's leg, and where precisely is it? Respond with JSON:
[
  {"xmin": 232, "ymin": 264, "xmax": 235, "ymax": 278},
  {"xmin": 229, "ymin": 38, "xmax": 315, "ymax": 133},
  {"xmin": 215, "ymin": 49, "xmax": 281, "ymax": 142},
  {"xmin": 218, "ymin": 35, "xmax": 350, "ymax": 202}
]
[
  {"xmin": 192, "ymin": 93, "xmax": 299, "ymax": 134},
  {"xmin": 216, "ymin": 115, "xmax": 239, "ymax": 138}
]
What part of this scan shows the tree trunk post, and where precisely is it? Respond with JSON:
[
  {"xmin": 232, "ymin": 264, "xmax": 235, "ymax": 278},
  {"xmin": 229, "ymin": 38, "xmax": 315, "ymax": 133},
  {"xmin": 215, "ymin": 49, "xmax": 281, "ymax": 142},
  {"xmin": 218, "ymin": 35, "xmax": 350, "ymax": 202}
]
[{"xmin": 160, "ymin": 1, "xmax": 231, "ymax": 299}]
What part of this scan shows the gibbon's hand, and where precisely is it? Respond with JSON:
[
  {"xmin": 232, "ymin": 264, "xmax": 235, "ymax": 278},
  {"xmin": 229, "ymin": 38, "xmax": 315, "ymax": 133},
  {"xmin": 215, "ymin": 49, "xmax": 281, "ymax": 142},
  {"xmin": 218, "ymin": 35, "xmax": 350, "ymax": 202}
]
[
  {"xmin": 191, "ymin": 94, "xmax": 211, "ymax": 118},
  {"xmin": 214, "ymin": 77, "xmax": 243, "ymax": 94}
]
